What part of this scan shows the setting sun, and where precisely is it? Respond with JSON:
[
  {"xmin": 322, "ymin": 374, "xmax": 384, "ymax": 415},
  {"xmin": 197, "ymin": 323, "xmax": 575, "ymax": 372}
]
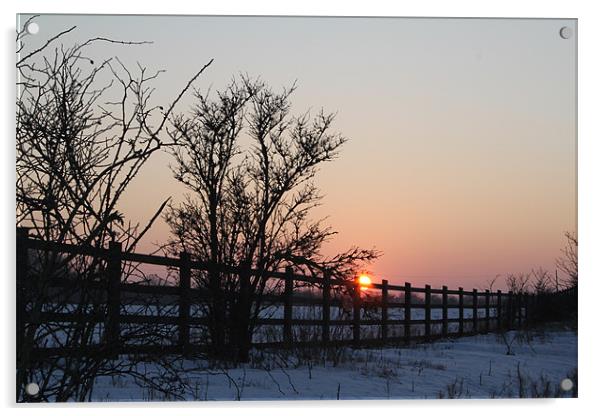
[{"xmin": 358, "ymin": 274, "xmax": 372, "ymax": 290}]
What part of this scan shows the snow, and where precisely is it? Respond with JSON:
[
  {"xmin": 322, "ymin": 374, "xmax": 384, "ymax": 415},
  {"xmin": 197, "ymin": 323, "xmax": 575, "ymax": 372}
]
[{"xmin": 90, "ymin": 326, "xmax": 577, "ymax": 401}]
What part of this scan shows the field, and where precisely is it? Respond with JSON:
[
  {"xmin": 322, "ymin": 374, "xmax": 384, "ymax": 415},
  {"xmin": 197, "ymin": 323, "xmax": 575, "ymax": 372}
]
[
  {"xmin": 91, "ymin": 325, "xmax": 577, "ymax": 401},
  {"xmin": 18, "ymin": 236, "xmax": 577, "ymax": 402}
]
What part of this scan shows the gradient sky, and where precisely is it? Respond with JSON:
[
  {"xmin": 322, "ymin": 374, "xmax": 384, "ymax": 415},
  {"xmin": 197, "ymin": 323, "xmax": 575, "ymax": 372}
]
[{"xmin": 18, "ymin": 15, "xmax": 577, "ymax": 289}]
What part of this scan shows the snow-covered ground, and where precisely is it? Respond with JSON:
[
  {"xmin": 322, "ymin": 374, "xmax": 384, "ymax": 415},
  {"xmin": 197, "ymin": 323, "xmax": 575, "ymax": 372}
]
[{"xmin": 91, "ymin": 326, "xmax": 577, "ymax": 401}]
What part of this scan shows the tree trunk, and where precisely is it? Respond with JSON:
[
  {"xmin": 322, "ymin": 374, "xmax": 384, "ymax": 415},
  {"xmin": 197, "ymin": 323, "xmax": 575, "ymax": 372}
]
[{"xmin": 233, "ymin": 268, "xmax": 252, "ymax": 362}]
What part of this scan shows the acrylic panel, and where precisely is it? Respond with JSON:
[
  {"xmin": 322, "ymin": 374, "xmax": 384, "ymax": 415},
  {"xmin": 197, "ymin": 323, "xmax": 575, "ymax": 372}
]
[{"xmin": 16, "ymin": 14, "xmax": 577, "ymax": 402}]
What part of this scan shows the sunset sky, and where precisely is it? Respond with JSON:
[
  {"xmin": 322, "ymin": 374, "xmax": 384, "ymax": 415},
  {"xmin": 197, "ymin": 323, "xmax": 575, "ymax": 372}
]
[{"xmin": 18, "ymin": 15, "xmax": 577, "ymax": 289}]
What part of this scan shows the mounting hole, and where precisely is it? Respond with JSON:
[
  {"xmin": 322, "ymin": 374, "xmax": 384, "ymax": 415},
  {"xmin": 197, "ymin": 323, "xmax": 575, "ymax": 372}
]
[
  {"xmin": 25, "ymin": 22, "xmax": 39, "ymax": 35},
  {"xmin": 559, "ymin": 26, "xmax": 572, "ymax": 39},
  {"xmin": 25, "ymin": 382, "xmax": 40, "ymax": 396},
  {"xmin": 560, "ymin": 378, "xmax": 574, "ymax": 391}
]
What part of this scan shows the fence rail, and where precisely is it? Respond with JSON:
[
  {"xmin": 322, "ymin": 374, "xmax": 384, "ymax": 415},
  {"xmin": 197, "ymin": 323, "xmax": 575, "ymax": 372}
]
[{"xmin": 17, "ymin": 228, "xmax": 542, "ymax": 358}]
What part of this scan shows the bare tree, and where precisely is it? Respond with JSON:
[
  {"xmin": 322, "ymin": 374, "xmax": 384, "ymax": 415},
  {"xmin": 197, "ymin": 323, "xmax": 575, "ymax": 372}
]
[
  {"xmin": 531, "ymin": 267, "xmax": 552, "ymax": 294},
  {"xmin": 556, "ymin": 231, "xmax": 577, "ymax": 288},
  {"xmin": 482, "ymin": 274, "xmax": 500, "ymax": 291},
  {"xmin": 505, "ymin": 272, "xmax": 531, "ymax": 294},
  {"xmin": 16, "ymin": 16, "xmax": 212, "ymax": 401},
  {"xmin": 165, "ymin": 77, "xmax": 379, "ymax": 361}
]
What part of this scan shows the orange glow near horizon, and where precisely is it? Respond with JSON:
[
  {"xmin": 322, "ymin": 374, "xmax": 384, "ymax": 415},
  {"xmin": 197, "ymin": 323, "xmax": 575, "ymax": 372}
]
[{"xmin": 358, "ymin": 274, "xmax": 372, "ymax": 291}]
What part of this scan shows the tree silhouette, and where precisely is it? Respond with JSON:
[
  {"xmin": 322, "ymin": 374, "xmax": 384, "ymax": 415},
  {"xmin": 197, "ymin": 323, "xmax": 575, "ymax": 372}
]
[
  {"xmin": 556, "ymin": 231, "xmax": 577, "ymax": 288},
  {"xmin": 16, "ymin": 16, "xmax": 212, "ymax": 400},
  {"xmin": 165, "ymin": 77, "xmax": 379, "ymax": 361}
]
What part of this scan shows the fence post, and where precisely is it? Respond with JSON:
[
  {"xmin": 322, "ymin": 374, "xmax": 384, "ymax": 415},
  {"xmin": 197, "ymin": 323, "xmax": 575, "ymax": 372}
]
[
  {"xmin": 485, "ymin": 290, "xmax": 491, "ymax": 333},
  {"xmin": 442, "ymin": 285, "xmax": 448, "ymax": 337},
  {"xmin": 526, "ymin": 293, "xmax": 533, "ymax": 325},
  {"xmin": 472, "ymin": 289, "xmax": 478, "ymax": 334},
  {"xmin": 322, "ymin": 271, "xmax": 331, "ymax": 344},
  {"xmin": 497, "ymin": 290, "xmax": 502, "ymax": 330},
  {"xmin": 16, "ymin": 227, "xmax": 30, "ymax": 391},
  {"xmin": 424, "ymin": 284, "xmax": 431, "ymax": 341},
  {"xmin": 533, "ymin": 293, "xmax": 538, "ymax": 323},
  {"xmin": 404, "ymin": 282, "xmax": 411, "ymax": 344},
  {"xmin": 16, "ymin": 228, "xmax": 30, "ymax": 345},
  {"xmin": 517, "ymin": 292, "xmax": 523, "ymax": 328},
  {"xmin": 106, "ymin": 241, "xmax": 122, "ymax": 358},
  {"xmin": 523, "ymin": 293, "xmax": 530, "ymax": 325},
  {"xmin": 353, "ymin": 280, "xmax": 361, "ymax": 347},
  {"xmin": 531, "ymin": 293, "xmax": 535, "ymax": 324},
  {"xmin": 178, "ymin": 252, "xmax": 191, "ymax": 354},
  {"xmin": 283, "ymin": 267, "xmax": 294, "ymax": 346},
  {"xmin": 381, "ymin": 279, "xmax": 389, "ymax": 341},
  {"xmin": 458, "ymin": 287, "xmax": 464, "ymax": 336},
  {"xmin": 527, "ymin": 293, "xmax": 537, "ymax": 325},
  {"xmin": 238, "ymin": 267, "xmax": 252, "ymax": 361},
  {"xmin": 530, "ymin": 292, "xmax": 537, "ymax": 323},
  {"xmin": 507, "ymin": 291, "xmax": 514, "ymax": 330}
]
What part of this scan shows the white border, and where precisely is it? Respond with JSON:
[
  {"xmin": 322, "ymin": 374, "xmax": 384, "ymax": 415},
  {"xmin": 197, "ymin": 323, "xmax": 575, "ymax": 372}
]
[{"xmin": 2, "ymin": 1, "xmax": 600, "ymax": 415}]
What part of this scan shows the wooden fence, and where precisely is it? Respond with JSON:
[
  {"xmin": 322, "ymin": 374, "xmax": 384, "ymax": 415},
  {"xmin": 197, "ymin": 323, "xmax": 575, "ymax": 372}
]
[{"xmin": 17, "ymin": 228, "xmax": 535, "ymax": 358}]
